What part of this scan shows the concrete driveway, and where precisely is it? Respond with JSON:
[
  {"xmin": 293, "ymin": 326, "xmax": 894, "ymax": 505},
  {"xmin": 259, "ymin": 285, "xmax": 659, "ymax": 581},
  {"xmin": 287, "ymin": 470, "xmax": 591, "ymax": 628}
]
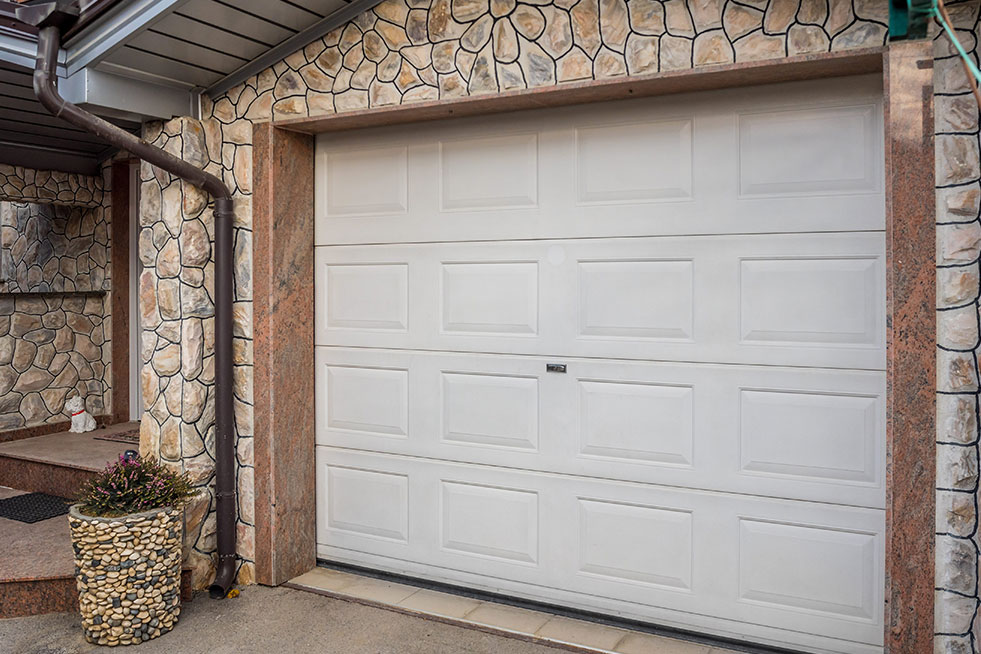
[{"xmin": 0, "ymin": 585, "xmax": 573, "ymax": 654}]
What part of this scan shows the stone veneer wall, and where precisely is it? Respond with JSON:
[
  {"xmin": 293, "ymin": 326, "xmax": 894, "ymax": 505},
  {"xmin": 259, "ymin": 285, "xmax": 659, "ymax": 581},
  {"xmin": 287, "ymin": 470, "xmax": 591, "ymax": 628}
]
[
  {"xmin": 1, "ymin": 202, "xmax": 110, "ymax": 293},
  {"xmin": 0, "ymin": 294, "xmax": 110, "ymax": 430},
  {"xmin": 0, "ymin": 166, "xmax": 112, "ymax": 432},
  {"xmin": 935, "ymin": 5, "xmax": 981, "ymax": 653},
  {"xmin": 137, "ymin": 0, "xmax": 981, "ymax": 648},
  {"xmin": 136, "ymin": 119, "xmax": 245, "ymax": 586},
  {"xmin": 0, "ymin": 166, "xmax": 105, "ymax": 207}
]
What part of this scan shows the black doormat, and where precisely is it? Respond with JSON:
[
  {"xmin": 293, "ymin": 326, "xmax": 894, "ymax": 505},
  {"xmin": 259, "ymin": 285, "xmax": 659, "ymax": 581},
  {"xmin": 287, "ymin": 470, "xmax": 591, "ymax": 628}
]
[{"xmin": 0, "ymin": 492, "xmax": 70, "ymax": 523}]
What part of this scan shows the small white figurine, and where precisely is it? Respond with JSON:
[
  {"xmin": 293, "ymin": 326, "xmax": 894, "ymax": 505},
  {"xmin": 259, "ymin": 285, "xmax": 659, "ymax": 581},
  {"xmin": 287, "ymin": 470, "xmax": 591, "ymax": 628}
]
[{"xmin": 66, "ymin": 395, "xmax": 96, "ymax": 433}]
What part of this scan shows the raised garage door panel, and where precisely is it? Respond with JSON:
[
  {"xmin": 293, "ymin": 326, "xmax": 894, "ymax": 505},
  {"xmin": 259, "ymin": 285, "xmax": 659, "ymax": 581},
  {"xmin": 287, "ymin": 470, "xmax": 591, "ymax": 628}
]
[
  {"xmin": 316, "ymin": 233, "xmax": 886, "ymax": 370},
  {"xmin": 317, "ymin": 448, "xmax": 885, "ymax": 652},
  {"xmin": 316, "ymin": 347, "xmax": 885, "ymax": 508},
  {"xmin": 314, "ymin": 75, "xmax": 886, "ymax": 654},
  {"xmin": 315, "ymin": 76, "xmax": 883, "ymax": 246}
]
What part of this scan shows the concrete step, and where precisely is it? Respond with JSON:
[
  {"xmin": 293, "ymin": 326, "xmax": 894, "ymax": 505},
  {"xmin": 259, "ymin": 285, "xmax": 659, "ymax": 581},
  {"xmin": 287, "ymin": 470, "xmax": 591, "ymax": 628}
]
[{"xmin": 0, "ymin": 423, "xmax": 138, "ymax": 498}]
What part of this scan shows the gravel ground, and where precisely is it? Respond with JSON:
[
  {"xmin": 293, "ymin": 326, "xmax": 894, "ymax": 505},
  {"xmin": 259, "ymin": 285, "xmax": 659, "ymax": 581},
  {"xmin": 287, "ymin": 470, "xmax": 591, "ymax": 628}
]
[{"xmin": 0, "ymin": 585, "xmax": 565, "ymax": 654}]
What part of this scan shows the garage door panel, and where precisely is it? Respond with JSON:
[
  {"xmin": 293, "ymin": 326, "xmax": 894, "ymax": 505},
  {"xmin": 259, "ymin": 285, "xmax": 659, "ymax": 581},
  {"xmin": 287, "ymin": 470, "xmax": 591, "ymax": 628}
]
[
  {"xmin": 737, "ymin": 518, "xmax": 877, "ymax": 621},
  {"xmin": 316, "ymin": 234, "xmax": 885, "ymax": 369},
  {"xmin": 322, "ymin": 144, "xmax": 408, "ymax": 218},
  {"xmin": 441, "ymin": 372, "xmax": 540, "ymax": 450},
  {"xmin": 316, "ymin": 348, "xmax": 885, "ymax": 507},
  {"xmin": 439, "ymin": 480, "xmax": 540, "ymax": 565},
  {"xmin": 321, "ymin": 464, "xmax": 410, "ymax": 544},
  {"xmin": 440, "ymin": 261, "xmax": 540, "ymax": 335},
  {"xmin": 315, "ymin": 76, "xmax": 883, "ymax": 246},
  {"xmin": 578, "ymin": 259, "xmax": 694, "ymax": 340},
  {"xmin": 577, "ymin": 498, "xmax": 694, "ymax": 591},
  {"xmin": 737, "ymin": 103, "xmax": 880, "ymax": 198},
  {"xmin": 739, "ymin": 257, "xmax": 881, "ymax": 347},
  {"xmin": 319, "ymin": 364, "xmax": 409, "ymax": 438},
  {"xmin": 322, "ymin": 263, "xmax": 408, "ymax": 332},
  {"xmin": 578, "ymin": 378, "xmax": 694, "ymax": 467},
  {"xmin": 574, "ymin": 118, "xmax": 694, "ymax": 204},
  {"xmin": 317, "ymin": 447, "xmax": 885, "ymax": 650},
  {"xmin": 439, "ymin": 132, "xmax": 540, "ymax": 211},
  {"xmin": 739, "ymin": 389, "xmax": 879, "ymax": 484}
]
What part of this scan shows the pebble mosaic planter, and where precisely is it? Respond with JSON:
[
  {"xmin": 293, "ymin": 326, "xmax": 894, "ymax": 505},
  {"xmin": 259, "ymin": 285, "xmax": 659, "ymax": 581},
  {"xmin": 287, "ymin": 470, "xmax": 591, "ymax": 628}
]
[{"xmin": 68, "ymin": 505, "xmax": 182, "ymax": 646}]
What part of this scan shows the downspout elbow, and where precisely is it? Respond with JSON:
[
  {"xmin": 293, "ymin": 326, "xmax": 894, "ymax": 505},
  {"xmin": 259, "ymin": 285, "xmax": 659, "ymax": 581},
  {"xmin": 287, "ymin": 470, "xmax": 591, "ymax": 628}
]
[
  {"xmin": 31, "ymin": 26, "xmax": 64, "ymax": 120},
  {"xmin": 209, "ymin": 560, "xmax": 237, "ymax": 599},
  {"xmin": 33, "ymin": 67, "xmax": 61, "ymax": 117}
]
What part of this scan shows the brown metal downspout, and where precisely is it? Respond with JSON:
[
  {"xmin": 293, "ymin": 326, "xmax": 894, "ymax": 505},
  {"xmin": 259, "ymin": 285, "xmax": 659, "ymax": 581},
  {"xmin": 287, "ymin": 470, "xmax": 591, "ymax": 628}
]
[{"xmin": 22, "ymin": 6, "xmax": 238, "ymax": 600}]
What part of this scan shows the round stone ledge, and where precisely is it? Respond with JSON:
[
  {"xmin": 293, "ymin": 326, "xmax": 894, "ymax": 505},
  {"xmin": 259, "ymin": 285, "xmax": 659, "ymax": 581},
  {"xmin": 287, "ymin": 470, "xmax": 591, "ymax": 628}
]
[{"xmin": 68, "ymin": 504, "xmax": 183, "ymax": 647}]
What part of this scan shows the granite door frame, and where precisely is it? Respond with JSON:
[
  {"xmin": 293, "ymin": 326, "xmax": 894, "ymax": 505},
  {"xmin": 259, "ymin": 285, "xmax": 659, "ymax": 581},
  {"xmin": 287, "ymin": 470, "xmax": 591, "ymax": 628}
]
[
  {"xmin": 251, "ymin": 42, "xmax": 937, "ymax": 653},
  {"xmin": 110, "ymin": 159, "xmax": 135, "ymax": 425}
]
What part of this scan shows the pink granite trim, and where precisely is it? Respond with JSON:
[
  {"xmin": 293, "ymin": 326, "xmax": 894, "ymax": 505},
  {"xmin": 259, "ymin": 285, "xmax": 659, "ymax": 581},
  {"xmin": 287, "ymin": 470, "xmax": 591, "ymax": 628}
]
[
  {"xmin": 110, "ymin": 160, "xmax": 134, "ymax": 424},
  {"xmin": 252, "ymin": 123, "xmax": 317, "ymax": 586},
  {"xmin": 882, "ymin": 41, "xmax": 937, "ymax": 654},
  {"xmin": 0, "ymin": 577, "xmax": 78, "ymax": 619}
]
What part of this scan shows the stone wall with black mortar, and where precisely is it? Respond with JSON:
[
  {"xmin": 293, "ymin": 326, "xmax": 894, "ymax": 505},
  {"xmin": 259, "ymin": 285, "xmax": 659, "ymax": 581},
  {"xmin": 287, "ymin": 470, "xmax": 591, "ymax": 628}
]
[
  {"xmin": 1, "ymin": 201, "xmax": 110, "ymax": 294},
  {"xmin": 0, "ymin": 165, "xmax": 112, "ymax": 431}
]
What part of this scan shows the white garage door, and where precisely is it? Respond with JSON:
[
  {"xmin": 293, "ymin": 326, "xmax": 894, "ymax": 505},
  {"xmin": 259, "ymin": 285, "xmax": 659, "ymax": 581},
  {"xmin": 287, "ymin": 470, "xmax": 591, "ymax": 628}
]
[{"xmin": 314, "ymin": 75, "xmax": 886, "ymax": 654}]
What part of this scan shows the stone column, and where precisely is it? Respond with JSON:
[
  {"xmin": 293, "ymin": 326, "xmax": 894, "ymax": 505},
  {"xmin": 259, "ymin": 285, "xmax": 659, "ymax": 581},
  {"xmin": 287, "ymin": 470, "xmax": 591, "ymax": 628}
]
[
  {"xmin": 138, "ymin": 118, "xmax": 216, "ymax": 586},
  {"xmin": 137, "ymin": 114, "xmax": 256, "ymax": 589},
  {"xmin": 933, "ymin": 3, "xmax": 981, "ymax": 651}
]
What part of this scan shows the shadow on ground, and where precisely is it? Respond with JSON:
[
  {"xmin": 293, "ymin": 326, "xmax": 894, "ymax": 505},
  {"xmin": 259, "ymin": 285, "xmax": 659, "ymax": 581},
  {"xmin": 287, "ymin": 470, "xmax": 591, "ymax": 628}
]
[{"xmin": 0, "ymin": 585, "xmax": 564, "ymax": 654}]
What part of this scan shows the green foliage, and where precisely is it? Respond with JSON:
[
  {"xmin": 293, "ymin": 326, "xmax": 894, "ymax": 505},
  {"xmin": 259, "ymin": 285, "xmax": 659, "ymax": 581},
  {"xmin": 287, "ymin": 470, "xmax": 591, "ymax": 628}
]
[{"xmin": 76, "ymin": 455, "xmax": 195, "ymax": 518}]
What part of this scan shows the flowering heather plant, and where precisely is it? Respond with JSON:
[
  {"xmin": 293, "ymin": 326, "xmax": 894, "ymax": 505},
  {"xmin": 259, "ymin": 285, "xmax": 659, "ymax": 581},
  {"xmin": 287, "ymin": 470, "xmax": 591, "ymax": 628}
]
[{"xmin": 76, "ymin": 455, "xmax": 194, "ymax": 518}]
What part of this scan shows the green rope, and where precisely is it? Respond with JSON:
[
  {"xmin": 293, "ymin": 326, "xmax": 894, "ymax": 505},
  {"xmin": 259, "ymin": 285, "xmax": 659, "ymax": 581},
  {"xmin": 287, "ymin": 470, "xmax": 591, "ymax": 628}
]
[{"xmin": 916, "ymin": 0, "xmax": 981, "ymax": 86}]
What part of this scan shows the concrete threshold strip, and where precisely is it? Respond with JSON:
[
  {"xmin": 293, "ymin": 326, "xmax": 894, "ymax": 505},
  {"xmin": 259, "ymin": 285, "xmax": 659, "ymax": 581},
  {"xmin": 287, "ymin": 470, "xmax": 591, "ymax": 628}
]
[{"xmin": 285, "ymin": 566, "xmax": 755, "ymax": 654}]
